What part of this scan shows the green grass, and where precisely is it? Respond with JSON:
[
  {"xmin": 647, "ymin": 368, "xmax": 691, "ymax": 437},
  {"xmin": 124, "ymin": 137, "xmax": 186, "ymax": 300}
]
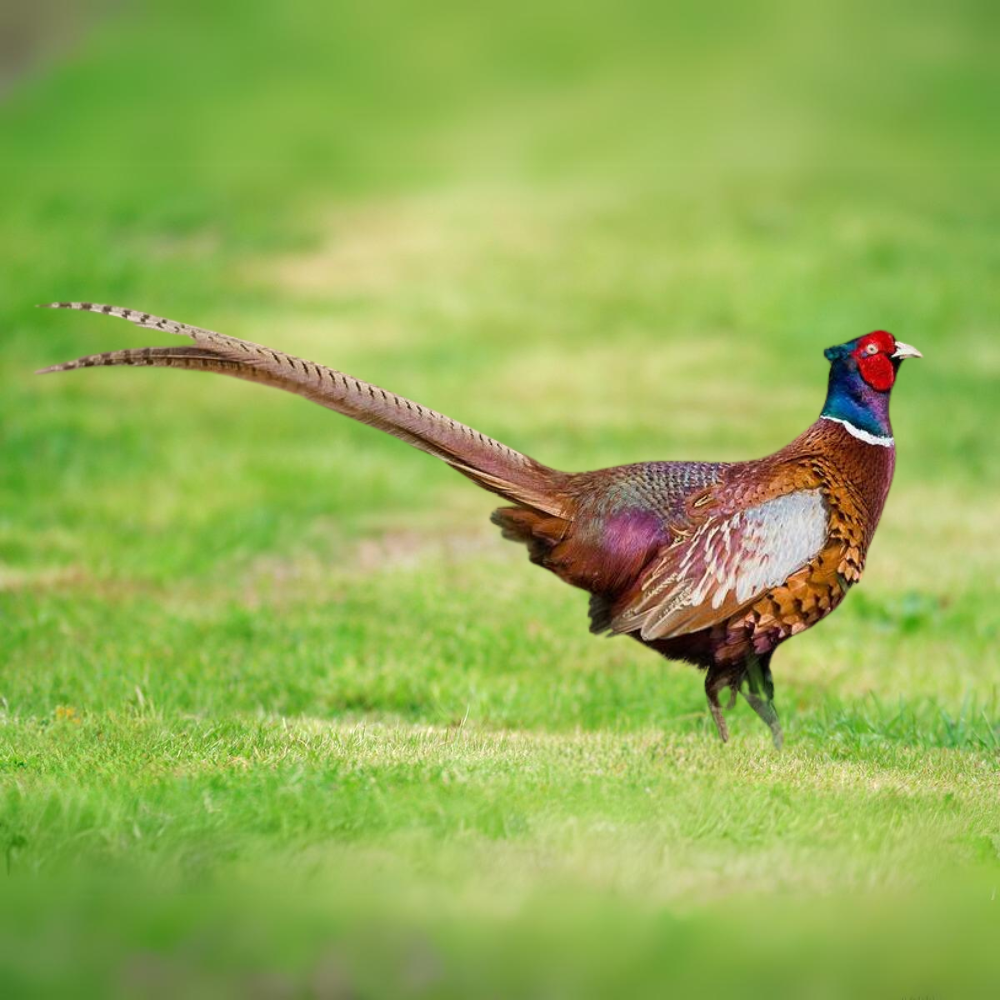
[{"xmin": 1, "ymin": 1, "xmax": 999, "ymax": 996}]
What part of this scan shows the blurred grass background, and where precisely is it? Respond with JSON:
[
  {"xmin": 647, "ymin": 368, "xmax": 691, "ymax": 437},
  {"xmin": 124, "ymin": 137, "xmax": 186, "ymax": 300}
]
[{"xmin": 1, "ymin": 0, "xmax": 999, "ymax": 996}]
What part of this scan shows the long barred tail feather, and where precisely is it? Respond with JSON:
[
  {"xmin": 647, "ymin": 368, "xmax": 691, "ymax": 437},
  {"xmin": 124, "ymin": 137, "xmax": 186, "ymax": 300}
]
[
  {"xmin": 37, "ymin": 345, "xmax": 232, "ymax": 374},
  {"xmin": 38, "ymin": 302, "xmax": 572, "ymax": 518}
]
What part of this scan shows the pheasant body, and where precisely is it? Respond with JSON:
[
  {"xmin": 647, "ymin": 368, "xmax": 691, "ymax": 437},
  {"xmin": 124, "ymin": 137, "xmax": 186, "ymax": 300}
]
[{"xmin": 40, "ymin": 303, "xmax": 920, "ymax": 746}]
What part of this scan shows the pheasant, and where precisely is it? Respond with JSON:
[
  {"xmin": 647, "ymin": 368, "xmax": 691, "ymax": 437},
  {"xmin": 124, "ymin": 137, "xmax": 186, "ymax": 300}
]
[{"xmin": 39, "ymin": 303, "xmax": 921, "ymax": 746}]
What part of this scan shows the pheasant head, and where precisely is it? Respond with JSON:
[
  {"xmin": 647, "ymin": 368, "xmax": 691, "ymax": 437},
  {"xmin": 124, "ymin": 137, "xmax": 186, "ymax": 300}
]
[{"xmin": 821, "ymin": 331, "xmax": 922, "ymax": 443}]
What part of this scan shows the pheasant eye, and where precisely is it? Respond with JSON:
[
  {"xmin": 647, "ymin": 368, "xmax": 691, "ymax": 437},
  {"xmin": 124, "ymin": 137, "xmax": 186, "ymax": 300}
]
[{"xmin": 865, "ymin": 343, "xmax": 879, "ymax": 355}]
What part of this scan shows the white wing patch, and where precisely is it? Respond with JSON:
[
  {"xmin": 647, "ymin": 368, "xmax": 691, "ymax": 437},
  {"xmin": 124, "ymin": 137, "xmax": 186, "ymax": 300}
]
[
  {"xmin": 620, "ymin": 489, "xmax": 829, "ymax": 641},
  {"xmin": 709, "ymin": 490, "xmax": 827, "ymax": 605}
]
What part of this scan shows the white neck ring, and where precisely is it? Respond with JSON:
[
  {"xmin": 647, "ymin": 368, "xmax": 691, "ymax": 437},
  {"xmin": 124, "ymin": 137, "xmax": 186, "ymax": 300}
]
[{"xmin": 821, "ymin": 415, "xmax": 894, "ymax": 448}]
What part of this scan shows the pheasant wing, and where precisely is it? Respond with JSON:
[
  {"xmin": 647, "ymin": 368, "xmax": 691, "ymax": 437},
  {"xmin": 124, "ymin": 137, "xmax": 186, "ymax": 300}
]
[{"xmin": 611, "ymin": 488, "xmax": 829, "ymax": 641}]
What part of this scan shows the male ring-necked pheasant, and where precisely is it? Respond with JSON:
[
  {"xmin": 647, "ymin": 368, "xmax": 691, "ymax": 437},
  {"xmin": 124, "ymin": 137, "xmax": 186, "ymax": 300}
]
[{"xmin": 40, "ymin": 303, "xmax": 921, "ymax": 746}]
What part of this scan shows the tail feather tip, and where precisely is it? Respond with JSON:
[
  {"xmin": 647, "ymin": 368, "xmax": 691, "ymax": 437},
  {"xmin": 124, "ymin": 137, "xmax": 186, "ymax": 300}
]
[
  {"xmin": 35, "ymin": 360, "xmax": 75, "ymax": 374},
  {"xmin": 39, "ymin": 301, "xmax": 117, "ymax": 312}
]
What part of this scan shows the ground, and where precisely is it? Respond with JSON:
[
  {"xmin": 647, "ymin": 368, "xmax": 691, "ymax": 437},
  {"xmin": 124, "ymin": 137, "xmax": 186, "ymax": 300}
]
[{"xmin": 1, "ymin": 2, "xmax": 998, "ymax": 996}]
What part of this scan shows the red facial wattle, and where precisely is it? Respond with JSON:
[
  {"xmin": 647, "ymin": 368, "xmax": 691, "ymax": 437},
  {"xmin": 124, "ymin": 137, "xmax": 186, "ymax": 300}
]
[{"xmin": 853, "ymin": 331, "xmax": 897, "ymax": 392}]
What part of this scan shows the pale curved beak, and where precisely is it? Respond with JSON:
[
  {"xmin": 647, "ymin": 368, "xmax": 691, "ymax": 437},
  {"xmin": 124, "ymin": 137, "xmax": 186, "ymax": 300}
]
[{"xmin": 892, "ymin": 341, "xmax": 923, "ymax": 360}]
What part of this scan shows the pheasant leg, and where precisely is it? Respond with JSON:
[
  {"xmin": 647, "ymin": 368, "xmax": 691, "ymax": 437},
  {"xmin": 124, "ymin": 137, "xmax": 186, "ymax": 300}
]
[
  {"xmin": 740, "ymin": 654, "xmax": 783, "ymax": 749},
  {"xmin": 705, "ymin": 670, "xmax": 734, "ymax": 743}
]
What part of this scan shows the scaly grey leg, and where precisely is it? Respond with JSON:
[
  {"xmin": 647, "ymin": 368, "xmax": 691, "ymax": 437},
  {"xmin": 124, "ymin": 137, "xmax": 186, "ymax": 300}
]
[{"xmin": 740, "ymin": 653, "xmax": 783, "ymax": 749}]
